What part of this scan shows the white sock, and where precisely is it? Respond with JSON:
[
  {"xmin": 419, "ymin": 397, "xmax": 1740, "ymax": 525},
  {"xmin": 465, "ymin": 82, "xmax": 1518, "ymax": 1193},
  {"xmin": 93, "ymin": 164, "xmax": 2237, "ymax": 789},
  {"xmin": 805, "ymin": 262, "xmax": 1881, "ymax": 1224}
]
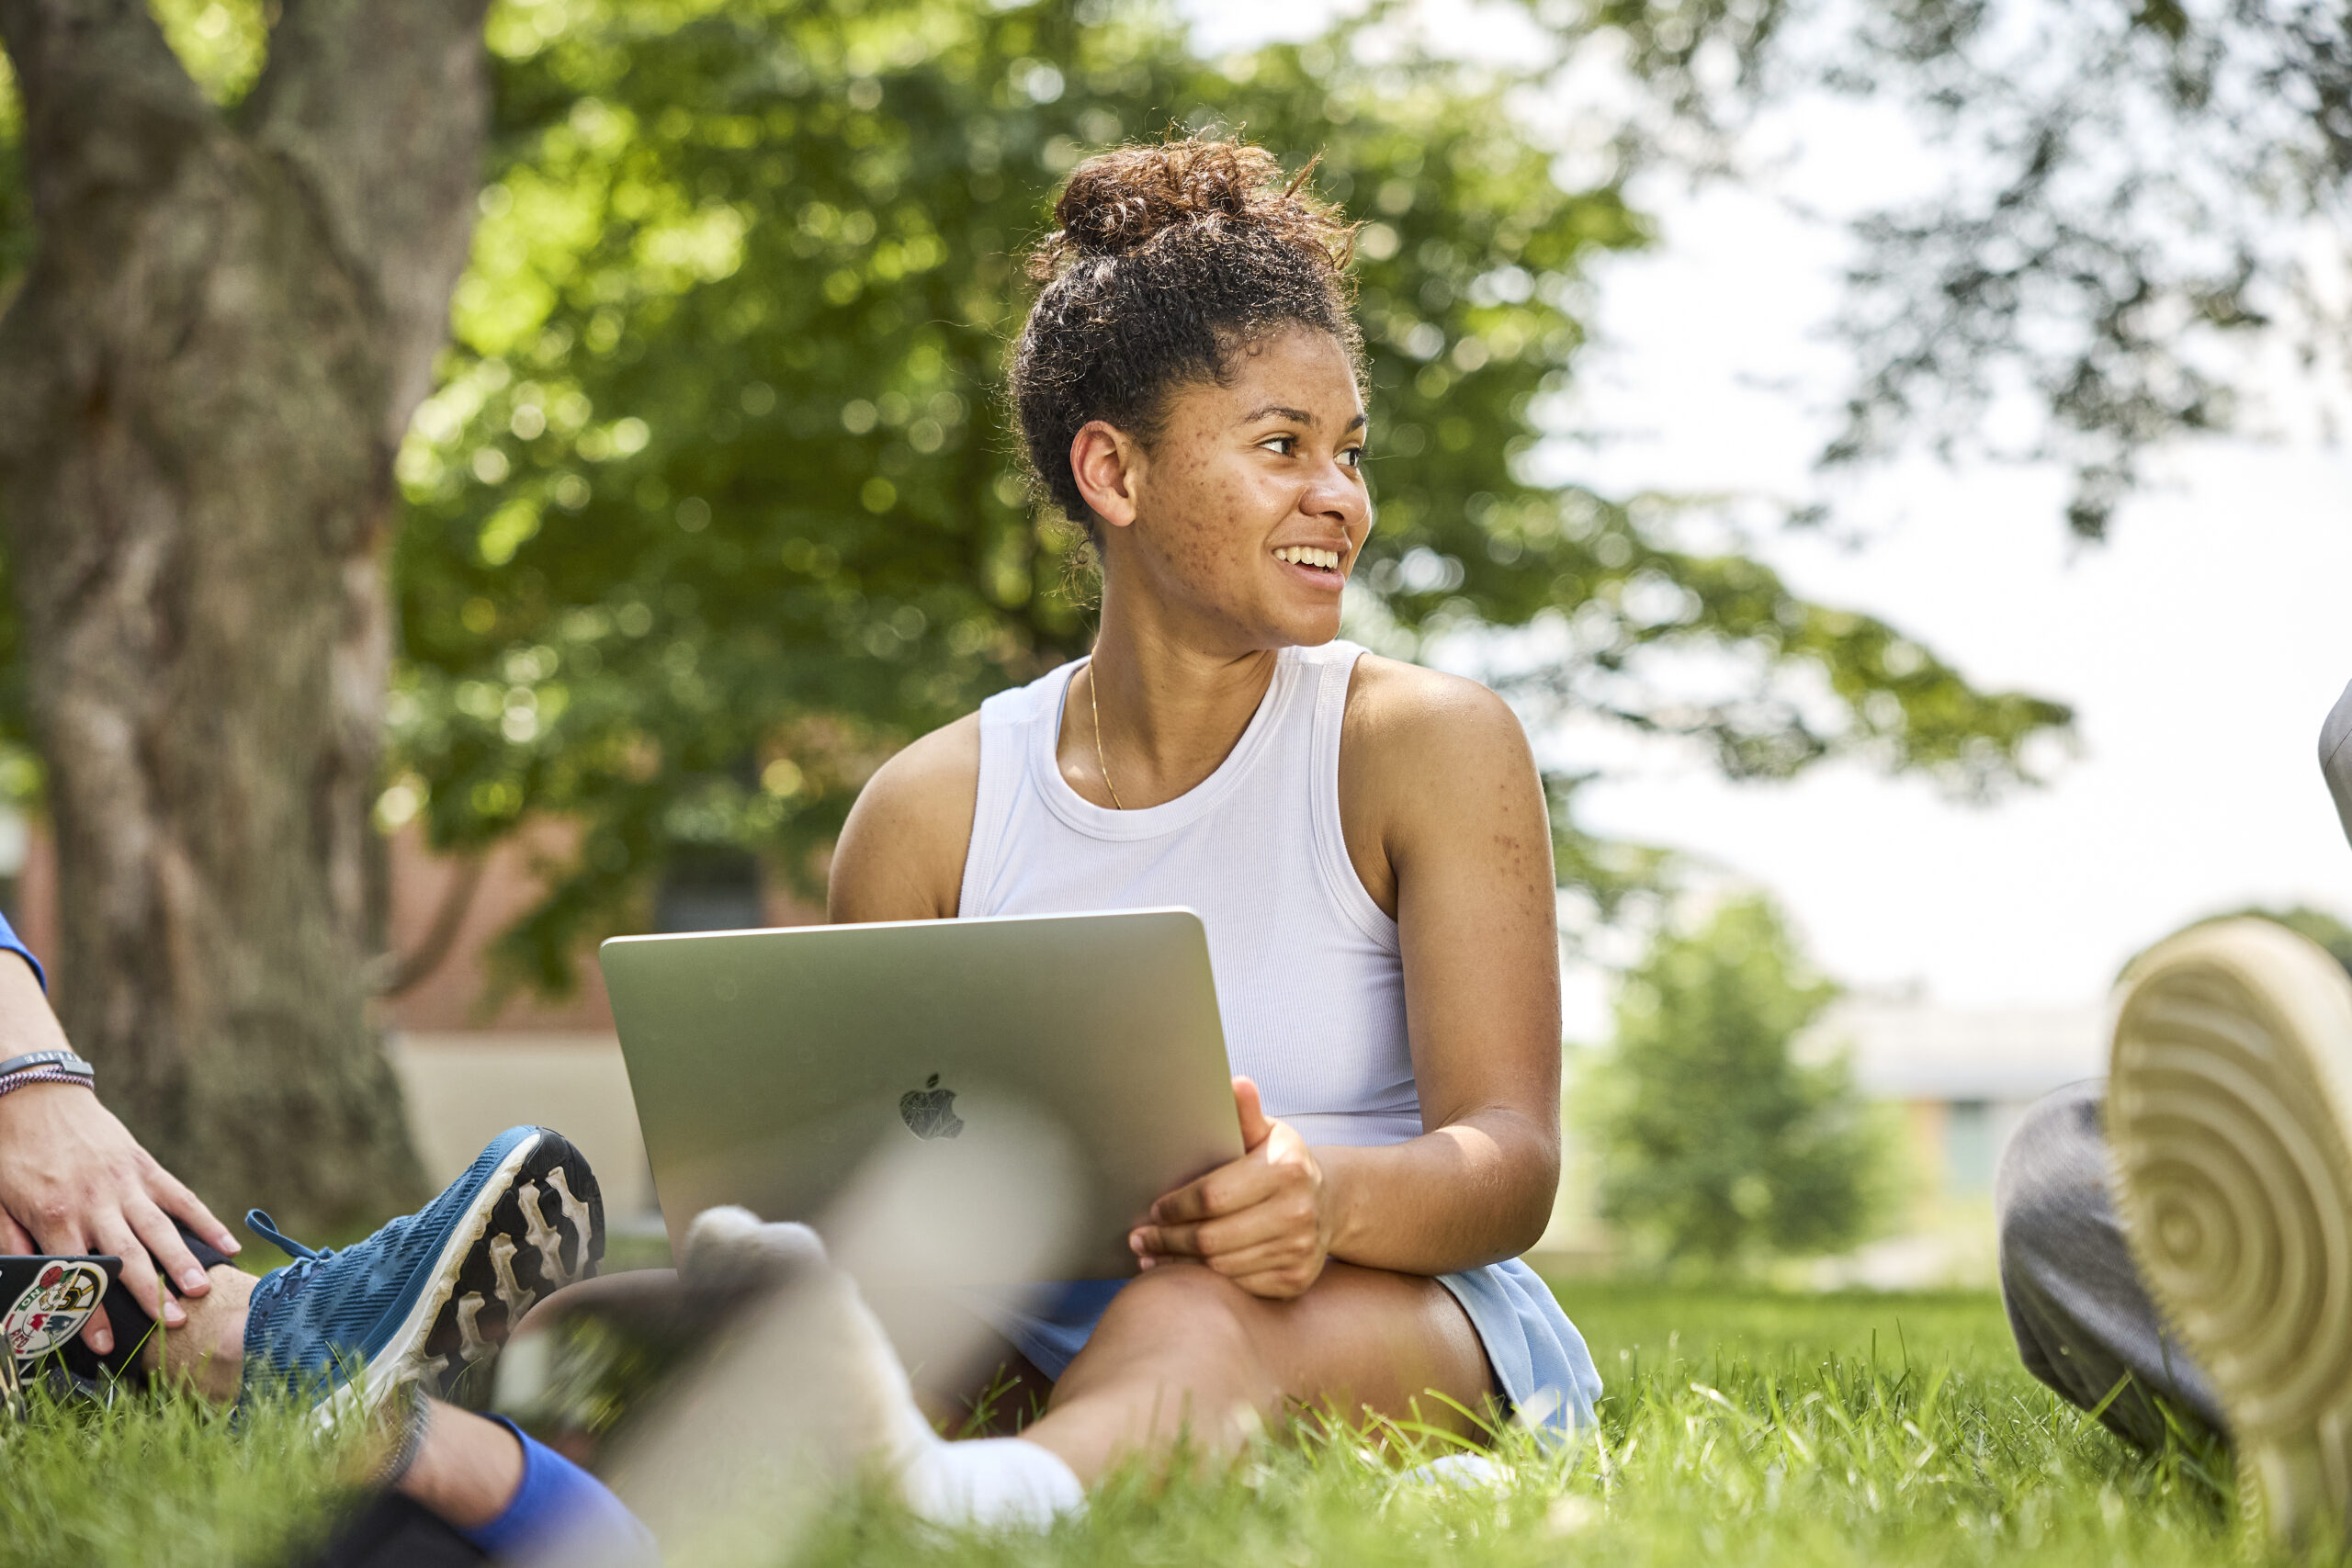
[
  {"xmin": 679, "ymin": 1205, "xmax": 830, "ymax": 1290},
  {"xmin": 675, "ymin": 1206, "xmax": 1084, "ymax": 1533},
  {"xmin": 897, "ymin": 1436, "xmax": 1087, "ymax": 1530},
  {"xmin": 1398, "ymin": 1451, "xmax": 1507, "ymax": 1489}
]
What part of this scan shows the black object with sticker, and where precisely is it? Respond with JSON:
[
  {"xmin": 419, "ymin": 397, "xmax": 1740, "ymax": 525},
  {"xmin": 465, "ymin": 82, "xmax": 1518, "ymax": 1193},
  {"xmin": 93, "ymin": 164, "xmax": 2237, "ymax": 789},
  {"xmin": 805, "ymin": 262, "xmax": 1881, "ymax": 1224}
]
[
  {"xmin": 0, "ymin": 1254, "xmax": 119, "ymax": 1417},
  {"xmin": 0, "ymin": 1254, "xmax": 119, "ymax": 1365}
]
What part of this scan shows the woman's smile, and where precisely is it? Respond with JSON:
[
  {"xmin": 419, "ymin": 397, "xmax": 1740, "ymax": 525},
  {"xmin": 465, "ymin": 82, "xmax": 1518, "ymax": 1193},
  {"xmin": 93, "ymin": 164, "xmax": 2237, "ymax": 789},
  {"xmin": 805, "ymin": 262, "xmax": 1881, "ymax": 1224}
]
[{"xmin": 1271, "ymin": 542, "xmax": 1349, "ymax": 589}]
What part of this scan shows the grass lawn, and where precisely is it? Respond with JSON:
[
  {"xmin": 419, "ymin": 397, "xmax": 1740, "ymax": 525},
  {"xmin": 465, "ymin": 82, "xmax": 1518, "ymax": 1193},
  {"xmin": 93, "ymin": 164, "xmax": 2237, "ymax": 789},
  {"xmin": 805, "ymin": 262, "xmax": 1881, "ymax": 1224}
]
[{"xmin": 0, "ymin": 1278, "xmax": 2299, "ymax": 1567}]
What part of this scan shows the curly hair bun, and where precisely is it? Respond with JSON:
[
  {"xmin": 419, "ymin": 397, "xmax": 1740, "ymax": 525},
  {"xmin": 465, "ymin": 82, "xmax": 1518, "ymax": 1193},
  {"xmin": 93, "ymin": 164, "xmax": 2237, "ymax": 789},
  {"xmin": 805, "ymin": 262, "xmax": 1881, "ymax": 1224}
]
[{"xmin": 1032, "ymin": 137, "xmax": 1355, "ymax": 281}]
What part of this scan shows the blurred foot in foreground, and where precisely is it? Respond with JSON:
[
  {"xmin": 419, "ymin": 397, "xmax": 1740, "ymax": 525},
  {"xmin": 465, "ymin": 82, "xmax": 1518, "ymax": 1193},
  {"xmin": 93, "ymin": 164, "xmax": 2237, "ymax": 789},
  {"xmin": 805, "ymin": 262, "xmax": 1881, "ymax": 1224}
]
[
  {"xmin": 490, "ymin": 1205, "xmax": 1084, "ymax": 1565},
  {"xmin": 310, "ymin": 1194, "xmax": 1089, "ymax": 1566},
  {"xmin": 2110, "ymin": 920, "xmax": 2352, "ymax": 1534},
  {"xmin": 1996, "ymin": 677, "xmax": 2352, "ymax": 1541}
]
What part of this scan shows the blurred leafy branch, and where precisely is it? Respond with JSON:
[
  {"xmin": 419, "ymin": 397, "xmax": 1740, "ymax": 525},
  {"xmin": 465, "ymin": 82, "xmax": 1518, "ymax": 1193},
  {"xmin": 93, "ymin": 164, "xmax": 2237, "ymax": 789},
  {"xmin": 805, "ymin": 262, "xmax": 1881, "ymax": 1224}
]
[
  {"xmin": 1534, "ymin": 0, "xmax": 2352, "ymax": 539},
  {"xmin": 0, "ymin": 0, "xmax": 2072, "ymax": 995}
]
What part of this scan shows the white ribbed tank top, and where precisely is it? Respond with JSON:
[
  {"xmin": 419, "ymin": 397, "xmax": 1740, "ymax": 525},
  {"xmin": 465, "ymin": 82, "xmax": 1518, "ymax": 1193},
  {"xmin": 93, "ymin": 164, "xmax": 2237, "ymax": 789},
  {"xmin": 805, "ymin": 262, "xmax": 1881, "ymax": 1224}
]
[{"xmin": 957, "ymin": 639, "xmax": 1420, "ymax": 1148}]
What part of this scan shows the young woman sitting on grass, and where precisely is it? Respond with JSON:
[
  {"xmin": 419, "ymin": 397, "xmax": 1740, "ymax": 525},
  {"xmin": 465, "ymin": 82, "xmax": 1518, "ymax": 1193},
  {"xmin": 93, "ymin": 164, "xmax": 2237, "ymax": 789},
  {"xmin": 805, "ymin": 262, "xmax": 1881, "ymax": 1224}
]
[{"xmin": 804, "ymin": 133, "xmax": 1601, "ymax": 1523}]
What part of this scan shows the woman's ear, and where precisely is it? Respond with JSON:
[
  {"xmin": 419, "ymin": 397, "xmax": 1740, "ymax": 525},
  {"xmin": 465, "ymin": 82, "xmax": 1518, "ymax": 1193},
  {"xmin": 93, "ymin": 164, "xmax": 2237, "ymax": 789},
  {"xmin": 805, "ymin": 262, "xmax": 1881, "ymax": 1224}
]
[{"xmin": 1069, "ymin": 420, "xmax": 1144, "ymax": 531}]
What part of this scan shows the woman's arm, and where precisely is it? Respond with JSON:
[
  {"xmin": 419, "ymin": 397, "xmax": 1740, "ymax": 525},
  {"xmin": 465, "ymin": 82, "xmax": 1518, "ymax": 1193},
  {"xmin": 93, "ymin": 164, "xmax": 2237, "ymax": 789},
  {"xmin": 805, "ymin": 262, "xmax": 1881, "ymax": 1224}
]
[
  {"xmin": 1329, "ymin": 661, "xmax": 1563, "ymax": 1270},
  {"xmin": 1134, "ymin": 660, "xmax": 1562, "ymax": 1290}
]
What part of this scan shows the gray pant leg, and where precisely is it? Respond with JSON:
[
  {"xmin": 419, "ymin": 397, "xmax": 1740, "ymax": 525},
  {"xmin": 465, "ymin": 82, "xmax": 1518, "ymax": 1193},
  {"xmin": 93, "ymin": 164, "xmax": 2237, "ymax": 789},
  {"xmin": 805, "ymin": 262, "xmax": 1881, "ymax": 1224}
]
[
  {"xmin": 1994, "ymin": 1079, "xmax": 2228, "ymax": 1450},
  {"xmin": 2322, "ymin": 676, "xmax": 2352, "ymax": 850}
]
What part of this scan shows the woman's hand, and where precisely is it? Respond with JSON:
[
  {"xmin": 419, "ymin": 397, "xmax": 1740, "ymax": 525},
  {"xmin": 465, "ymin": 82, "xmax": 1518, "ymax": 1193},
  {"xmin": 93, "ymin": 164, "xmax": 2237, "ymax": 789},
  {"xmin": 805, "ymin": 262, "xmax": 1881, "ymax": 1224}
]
[
  {"xmin": 0, "ymin": 1082, "xmax": 239, "ymax": 1354},
  {"xmin": 1128, "ymin": 1077, "xmax": 1334, "ymax": 1300}
]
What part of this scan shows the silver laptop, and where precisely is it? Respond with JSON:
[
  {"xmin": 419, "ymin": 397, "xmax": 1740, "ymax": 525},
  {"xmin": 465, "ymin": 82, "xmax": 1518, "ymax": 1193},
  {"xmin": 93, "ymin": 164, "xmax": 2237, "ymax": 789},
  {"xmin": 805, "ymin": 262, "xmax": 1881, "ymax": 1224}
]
[{"xmin": 601, "ymin": 908, "xmax": 1242, "ymax": 1281}]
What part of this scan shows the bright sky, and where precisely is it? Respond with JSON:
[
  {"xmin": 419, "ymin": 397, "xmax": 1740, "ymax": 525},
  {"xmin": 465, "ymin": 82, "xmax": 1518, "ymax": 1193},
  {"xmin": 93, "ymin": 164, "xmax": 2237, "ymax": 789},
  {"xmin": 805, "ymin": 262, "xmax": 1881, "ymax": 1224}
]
[
  {"xmin": 1555, "ymin": 109, "xmax": 2352, "ymax": 1033},
  {"xmin": 1182, "ymin": 0, "xmax": 2352, "ymax": 1037}
]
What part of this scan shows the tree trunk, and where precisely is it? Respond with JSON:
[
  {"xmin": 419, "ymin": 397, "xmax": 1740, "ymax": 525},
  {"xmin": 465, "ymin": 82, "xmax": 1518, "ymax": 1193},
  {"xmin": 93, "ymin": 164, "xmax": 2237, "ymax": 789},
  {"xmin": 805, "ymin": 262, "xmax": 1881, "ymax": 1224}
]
[{"xmin": 0, "ymin": 0, "xmax": 491, "ymax": 1227}]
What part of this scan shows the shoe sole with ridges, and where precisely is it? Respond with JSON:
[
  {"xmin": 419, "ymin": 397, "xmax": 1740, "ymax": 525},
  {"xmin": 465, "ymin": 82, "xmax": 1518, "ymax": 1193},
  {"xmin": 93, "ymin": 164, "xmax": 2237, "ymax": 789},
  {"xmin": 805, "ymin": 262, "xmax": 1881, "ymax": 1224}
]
[
  {"xmin": 329, "ymin": 1127, "xmax": 605, "ymax": 1423},
  {"xmin": 2108, "ymin": 919, "xmax": 2352, "ymax": 1541}
]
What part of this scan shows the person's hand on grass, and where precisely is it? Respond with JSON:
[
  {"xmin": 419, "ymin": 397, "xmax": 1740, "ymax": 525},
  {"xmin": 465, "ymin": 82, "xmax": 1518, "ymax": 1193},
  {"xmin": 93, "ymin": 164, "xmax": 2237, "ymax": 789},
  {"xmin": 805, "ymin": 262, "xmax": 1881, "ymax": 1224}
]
[
  {"xmin": 1128, "ymin": 1076, "xmax": 1334, "ymax": 1299},
  {"xmin": 0, "ymin": 1079, "xmax": 241, "ymax": 1355}
]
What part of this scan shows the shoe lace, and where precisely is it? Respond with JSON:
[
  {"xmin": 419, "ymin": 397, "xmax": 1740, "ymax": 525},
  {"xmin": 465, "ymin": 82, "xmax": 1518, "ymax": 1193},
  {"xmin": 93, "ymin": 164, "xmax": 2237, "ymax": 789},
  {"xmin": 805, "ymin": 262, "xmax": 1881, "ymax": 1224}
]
[
  {"xmin": 244, "ymin": 1209, "xmax": 333, "ymax": 1285},
  {"xmin": 247, "ymin": 1206, "xmax": 421, "ymax": 1292}
]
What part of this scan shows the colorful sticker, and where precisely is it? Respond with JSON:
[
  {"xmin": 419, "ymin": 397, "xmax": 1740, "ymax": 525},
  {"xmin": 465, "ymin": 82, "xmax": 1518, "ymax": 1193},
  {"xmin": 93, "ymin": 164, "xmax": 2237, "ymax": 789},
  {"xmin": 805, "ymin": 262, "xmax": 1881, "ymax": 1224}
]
[{"xmin": 5, "ymin": 1261, "xmax": 105, "ymax": 1360}]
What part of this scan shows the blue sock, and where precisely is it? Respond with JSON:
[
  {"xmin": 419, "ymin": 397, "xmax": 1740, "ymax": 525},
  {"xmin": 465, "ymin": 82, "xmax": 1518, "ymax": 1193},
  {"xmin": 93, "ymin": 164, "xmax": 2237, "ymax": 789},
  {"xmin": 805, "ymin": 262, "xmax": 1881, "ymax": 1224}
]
[{"xmin": 462, "ymin": 1417, "xmax": 656, "ymax": 1563}]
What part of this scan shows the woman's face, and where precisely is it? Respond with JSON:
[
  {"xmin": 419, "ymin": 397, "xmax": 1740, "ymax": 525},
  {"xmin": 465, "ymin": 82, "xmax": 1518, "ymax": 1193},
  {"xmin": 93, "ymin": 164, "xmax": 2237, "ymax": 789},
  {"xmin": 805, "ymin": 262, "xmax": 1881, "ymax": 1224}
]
[{"xmin": 1083, "ymin": 326, "xmax": 1372, "ymax": 650}]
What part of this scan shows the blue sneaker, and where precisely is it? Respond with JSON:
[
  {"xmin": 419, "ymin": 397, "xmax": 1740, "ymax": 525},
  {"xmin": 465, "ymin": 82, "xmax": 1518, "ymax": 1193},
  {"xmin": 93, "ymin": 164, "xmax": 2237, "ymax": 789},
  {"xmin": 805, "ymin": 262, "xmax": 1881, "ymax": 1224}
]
[{"xmin": 241, "ymin": 1125, "xmax": 605, "ymax": 1413}]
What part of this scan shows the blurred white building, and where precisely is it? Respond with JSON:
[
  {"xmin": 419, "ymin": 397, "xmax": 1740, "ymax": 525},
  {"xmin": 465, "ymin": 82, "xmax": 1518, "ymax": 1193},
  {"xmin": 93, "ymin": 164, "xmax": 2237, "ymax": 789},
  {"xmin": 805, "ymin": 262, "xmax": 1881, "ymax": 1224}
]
[
  {"xmin": 1535, "ymin": 988, "xmax": 2113, "ymax": 1283},
  {"xmin": 1812, "ymin": 989, "xmax": 2109, "ymax": 1201}
]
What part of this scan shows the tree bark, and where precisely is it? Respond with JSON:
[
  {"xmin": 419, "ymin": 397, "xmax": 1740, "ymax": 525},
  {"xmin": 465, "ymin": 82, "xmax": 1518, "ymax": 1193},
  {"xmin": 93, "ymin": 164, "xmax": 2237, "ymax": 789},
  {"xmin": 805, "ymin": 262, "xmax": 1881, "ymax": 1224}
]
[{"xmin": 0, "ymin": 0, "xmax": 491, "ymax": 1226}]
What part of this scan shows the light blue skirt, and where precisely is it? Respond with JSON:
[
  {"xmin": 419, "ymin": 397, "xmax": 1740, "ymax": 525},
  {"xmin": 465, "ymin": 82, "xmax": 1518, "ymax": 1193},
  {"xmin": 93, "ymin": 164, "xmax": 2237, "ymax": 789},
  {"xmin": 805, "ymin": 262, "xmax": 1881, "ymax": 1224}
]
[{"xmin": 968, "ymin": 1258, "xmax": 1601, "ymax": 1442}]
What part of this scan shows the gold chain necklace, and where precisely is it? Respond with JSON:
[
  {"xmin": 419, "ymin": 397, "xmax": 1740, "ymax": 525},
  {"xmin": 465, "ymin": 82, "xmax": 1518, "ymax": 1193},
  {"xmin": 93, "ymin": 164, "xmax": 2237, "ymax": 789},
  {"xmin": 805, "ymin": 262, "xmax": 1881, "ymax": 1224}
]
[{"xmin": 1087, "ymin": 658, "xmax": 1125, "ymax": 810}]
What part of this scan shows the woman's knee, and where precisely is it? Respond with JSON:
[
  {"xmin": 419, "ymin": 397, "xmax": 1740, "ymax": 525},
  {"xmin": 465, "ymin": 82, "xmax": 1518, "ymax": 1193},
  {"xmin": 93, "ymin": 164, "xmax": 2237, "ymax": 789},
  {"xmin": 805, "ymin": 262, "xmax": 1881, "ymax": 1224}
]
[
  {"xmin": 1090, "ymin": 1263, "xmax": 1264, "ymax": 1365},
  {"xmin": 1048, "ymin": 1265, "xmax": 1279, "ymax": 1435}
]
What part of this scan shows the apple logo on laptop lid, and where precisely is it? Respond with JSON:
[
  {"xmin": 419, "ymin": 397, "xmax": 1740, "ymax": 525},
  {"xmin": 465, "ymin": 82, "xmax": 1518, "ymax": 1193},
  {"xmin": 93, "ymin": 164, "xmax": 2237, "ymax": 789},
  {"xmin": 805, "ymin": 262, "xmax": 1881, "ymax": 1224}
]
[{"xmin": 899, "ymin": 1074, "xmax": 965, "ymax": 1141}]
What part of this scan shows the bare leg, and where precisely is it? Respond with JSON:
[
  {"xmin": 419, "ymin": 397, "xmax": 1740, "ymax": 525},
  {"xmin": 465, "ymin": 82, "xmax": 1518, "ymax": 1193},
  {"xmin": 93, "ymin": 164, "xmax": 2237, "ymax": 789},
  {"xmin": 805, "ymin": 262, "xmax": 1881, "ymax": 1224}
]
[
  {"xmin": 141, "ymin": 1262, "xmax": 253, "ymax": 1404},
  {"xmin": 396, "ymin": 1401, "xmax": 526, "ymax": 1530},
  {"xmin": 1021, "ymin": 1260, "xmax": 1496, "ymax": 1484}
]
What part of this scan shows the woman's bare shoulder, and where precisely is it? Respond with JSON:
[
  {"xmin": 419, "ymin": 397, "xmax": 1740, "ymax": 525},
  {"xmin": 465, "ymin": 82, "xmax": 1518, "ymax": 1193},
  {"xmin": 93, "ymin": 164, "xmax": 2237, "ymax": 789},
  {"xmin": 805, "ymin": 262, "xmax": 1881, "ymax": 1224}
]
[
  {"xmin": 828, "ymin": 713, "xmax": 982, "ymax": 922},
  {"xmin": 1342, "ymin": 653, "xmax": 1530, "ymax": 761},
  {"xmin": 1339, "ymin": 654, "xmax": 1550, "ymax": 897},
  {"xmin": 1340, "ymin": 652, "xmax": 1542, "ymax": 840}
]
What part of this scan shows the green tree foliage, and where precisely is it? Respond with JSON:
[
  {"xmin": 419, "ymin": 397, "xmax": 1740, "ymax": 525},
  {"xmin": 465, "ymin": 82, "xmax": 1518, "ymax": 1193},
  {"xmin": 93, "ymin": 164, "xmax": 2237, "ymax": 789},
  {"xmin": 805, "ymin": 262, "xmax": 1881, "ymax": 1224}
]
[
  {"xmin": 1582, "ymin": 895, "xmax": 1887, "ymax": 1269},
  {"xmin": 1537, "ymin": 0, "xmax": 2352, "ymax": 540},
  {"xmin": 379, "ymin": 0, "xmax": 2069, "ymax": 989},
  {"xmin": 0, "ymin": 3, "xmax": 2073, "ymax": 991}
]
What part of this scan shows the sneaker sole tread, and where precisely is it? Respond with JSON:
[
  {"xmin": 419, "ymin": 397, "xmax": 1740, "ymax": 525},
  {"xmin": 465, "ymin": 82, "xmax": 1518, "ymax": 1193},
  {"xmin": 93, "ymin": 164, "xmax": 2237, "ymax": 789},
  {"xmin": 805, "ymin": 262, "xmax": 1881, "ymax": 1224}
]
[
  {"xmin": 342, "ymin": 1128, "xmax": 606, "ymax": 1416},
  {"xmin": 2109, "ymin": 919, "xmax": 2352, "ymax": 1537}
]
